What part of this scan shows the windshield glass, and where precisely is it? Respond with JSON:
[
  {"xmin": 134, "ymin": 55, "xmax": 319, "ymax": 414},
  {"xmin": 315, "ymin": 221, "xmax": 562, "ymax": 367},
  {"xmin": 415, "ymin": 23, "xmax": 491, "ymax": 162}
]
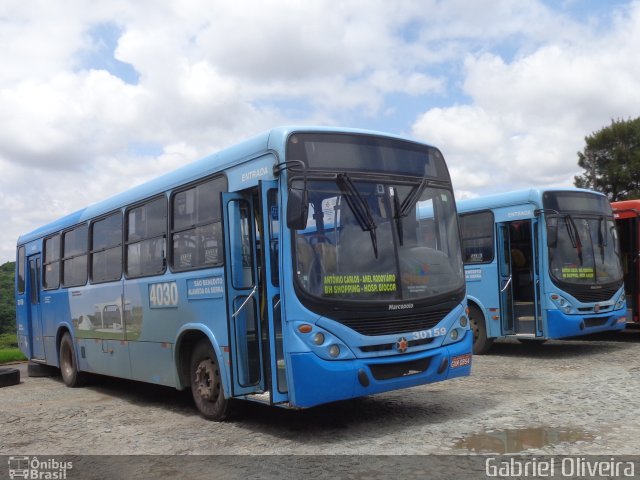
[
  {"xmin": 292, "ymin": 178, "xmax": 464, "ymax": 302},
  {"xmin": 547, "ymin": 215, "xmax": 622, "ymax": 285}
]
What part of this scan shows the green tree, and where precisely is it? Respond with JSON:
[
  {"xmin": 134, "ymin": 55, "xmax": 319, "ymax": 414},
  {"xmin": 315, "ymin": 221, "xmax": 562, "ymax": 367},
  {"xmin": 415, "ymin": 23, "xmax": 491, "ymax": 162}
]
[
  {"xmin": 574, "ymin": 117, "xmax": 640, "ymax": 200},
  {"xmin": 0, "ymin": 262, "xmax": 16, "ymax": 334}
]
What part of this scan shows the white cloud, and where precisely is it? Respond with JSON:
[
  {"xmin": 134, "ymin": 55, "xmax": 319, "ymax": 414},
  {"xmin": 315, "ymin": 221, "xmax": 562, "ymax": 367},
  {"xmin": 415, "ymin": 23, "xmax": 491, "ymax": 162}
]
[
  {"xmin": 1, "ymin": 0, "xmax": 640, "ymax": 262},
  {"xmin": 412, "ymin": 1, "xmax": 640, "ymax": 196}
]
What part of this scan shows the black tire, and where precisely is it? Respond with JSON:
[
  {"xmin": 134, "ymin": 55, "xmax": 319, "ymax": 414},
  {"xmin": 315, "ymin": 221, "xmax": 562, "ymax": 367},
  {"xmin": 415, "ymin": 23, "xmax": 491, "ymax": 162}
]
[
  {"xmin": 28, "ymin": 362, "xmax": 60, "ymax": 378},
  {"xmin": 59, "ymin": 332, "xmax": 85, "ymax": 387},
  {"xmin": 190, "ymin": 339, "xmax": 233, "ymax": 421},
  {"xmin": 469, "ymin": 304, "xmax": 494, "ymax": 354},
  {"xmin": 0, "ymin": 367, "xmax": 20, "ymax": 387}
]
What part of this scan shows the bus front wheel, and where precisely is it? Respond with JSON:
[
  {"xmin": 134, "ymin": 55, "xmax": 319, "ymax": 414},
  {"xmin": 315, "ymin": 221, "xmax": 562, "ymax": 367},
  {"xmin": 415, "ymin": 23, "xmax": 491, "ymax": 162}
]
[
  {"xmin": 59, "ymin": 332, "xmax": 85, "ymax": 387},
  {"xmin": 190, "ymin": 340, "xmax": 233, "ymax": 421},
  {"xmin": 469, "ymin": 305, "xmax": 494, "ymax": 355}
]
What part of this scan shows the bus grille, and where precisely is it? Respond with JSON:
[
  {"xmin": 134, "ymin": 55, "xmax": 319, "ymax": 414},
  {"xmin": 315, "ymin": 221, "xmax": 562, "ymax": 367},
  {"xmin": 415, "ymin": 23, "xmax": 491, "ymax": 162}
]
[
  {"xmin": 562, "ymin": 284, "xmax": 620, "ymax": 303},
  {"xmin": 369, "ymin": 358, "xmax": 430, "ymax": 380},
  {"xmin": 341, "ymin": 309, "xmax": 449, "ymax": 336},
  {"xmin": 584, "ymin": 317, "xmax": 609, "ymax": 328}
]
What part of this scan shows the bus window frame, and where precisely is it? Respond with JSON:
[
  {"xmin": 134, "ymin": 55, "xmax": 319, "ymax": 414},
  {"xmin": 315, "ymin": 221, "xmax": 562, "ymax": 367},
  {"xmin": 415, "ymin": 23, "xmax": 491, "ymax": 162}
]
[
  {"xmin": 459, "ymin": 209, "xmax": 495, "ymax": 265},
  {"xmin": 17, "ymin": 245, "xmax": 26, "ymax": 294},
  {"xmin": 124, "ymin": 195, "xmax": 168, "ymax": 280},
  {"xmin": 169, "ymin": 174, "xmax": 228, "ymax": 273},
  {"xmin": 89, "ymin": 210, "xmax": 124, "ymax": 284},
  {"xmin": 61, "ymin": 223, "xmax": 89, "ymax": 288},
  {"xmin": 42, "ymin": 233, "xmax": 61, "ymax": 290}
]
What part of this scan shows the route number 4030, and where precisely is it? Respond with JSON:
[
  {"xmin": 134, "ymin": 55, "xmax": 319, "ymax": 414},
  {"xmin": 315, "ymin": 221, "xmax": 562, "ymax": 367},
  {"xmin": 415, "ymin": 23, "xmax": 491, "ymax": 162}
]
[
  {"xmin": 411, "ymin": 327, "xmax": 447, "ymax": 340},
  {"xmin": 149, "ymin": 282, "xmax": 179, "ymax": 308}
]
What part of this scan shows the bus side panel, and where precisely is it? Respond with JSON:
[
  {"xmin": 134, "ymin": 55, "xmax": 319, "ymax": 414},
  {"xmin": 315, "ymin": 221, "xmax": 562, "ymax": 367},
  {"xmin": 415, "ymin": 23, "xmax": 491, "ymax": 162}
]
[
  {"xmin": 464, "ymin": 264, "xmax": 501, "ymax": 338},
  {"xmin": 15, "ymin": 291, "xmax": 30, "ymax": 359},
  {"xmin": 41, "ymin": 289, "xmax": 72, "ymax": 367},
  {"xmin": 125, "ymin": 269, "xmax": 228, "ymax": 388},
  {"xmin": 68, "ymin": 282, "xmax": 131, "ymax": 378}
]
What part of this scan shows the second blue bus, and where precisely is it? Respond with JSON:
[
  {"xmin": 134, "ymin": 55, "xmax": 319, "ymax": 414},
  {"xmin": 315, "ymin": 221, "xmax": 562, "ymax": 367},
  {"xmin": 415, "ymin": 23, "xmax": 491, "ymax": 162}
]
[{"xmin": 456, "ymin": 188, "xmax": 627, "ymax": 354}]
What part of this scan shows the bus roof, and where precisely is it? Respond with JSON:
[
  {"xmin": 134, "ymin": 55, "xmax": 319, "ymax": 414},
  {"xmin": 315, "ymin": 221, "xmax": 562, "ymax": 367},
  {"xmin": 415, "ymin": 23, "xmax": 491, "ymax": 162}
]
[
  {"xmin": 456, "ymin": 187, "xmax": 603, "ymax": 214},
  {"xmin": 611, "ymin": 199, "xmax": 640, "ymax": 219},
  {"xmin": 18, "ymin": 126, "xmax": 433, "ymax": 245}
]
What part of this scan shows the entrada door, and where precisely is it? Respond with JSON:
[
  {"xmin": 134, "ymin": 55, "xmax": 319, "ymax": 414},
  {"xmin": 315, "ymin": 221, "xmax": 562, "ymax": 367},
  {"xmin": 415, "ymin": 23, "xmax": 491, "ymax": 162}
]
[
  {"xmin": 498, "ymin": 220, "xmax": 541, "ymax": 336},
  {"xmin": 222, "ymin": 182, "xmax": 286, "ymax": 400},
  {"xmin": 223, "ymin": 192, "xmax": 265, "ymax": 396}
]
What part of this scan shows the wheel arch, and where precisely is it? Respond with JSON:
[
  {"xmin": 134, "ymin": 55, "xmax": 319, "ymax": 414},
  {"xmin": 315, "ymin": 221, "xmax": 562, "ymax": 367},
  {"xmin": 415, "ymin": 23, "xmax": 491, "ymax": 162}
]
[
  {"xmin": 174, "ymin": 325, "xmax": 229, "ymax": 396},
  {"xmin": 54, "ymin": 323, "xmax": 75, "ymax": 369}
]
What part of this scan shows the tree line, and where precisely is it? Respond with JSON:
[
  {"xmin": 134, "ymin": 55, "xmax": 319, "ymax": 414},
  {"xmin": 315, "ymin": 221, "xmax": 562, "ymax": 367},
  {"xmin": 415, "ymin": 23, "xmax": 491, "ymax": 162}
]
[
  {"xmin": 0, "ymin": 262, "xmax": 16, "ymax": 334},
  {"xmin": 574, "ymin": 117, "xmax": 640, "ymax": 200}
]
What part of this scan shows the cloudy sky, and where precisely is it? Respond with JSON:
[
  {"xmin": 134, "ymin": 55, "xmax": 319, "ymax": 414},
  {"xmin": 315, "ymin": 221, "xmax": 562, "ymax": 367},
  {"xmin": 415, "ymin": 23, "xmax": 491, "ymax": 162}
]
[{"xmin": 1, "ymin": 0, "xmax": 639, "ymax": 263}]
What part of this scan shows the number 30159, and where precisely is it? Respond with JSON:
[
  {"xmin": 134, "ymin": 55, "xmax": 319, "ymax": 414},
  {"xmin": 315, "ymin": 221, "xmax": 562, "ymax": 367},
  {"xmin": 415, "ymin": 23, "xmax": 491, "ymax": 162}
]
[{"xmin": 412, "ymin": 327, "xmax": 446, "ymax": 340}]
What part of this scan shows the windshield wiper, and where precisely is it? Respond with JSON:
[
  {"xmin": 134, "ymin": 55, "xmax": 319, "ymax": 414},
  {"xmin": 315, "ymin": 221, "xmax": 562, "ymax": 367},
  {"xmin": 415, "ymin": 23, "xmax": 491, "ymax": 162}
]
[
  {"xmin": 564, "ymin": 214, "xmax": 583, "ymax": 265},
  {"xmin": 598, "ymin": 216, "xmax": 606, "ymax": 263},
  {"xmin": 336, "ymin": 173, "xmax": 378, "ymax": 258},
  {"xmin": 392, "ymin": 188, "xmax": 404, "ymax": 246},
  {"xmin": 393, "ymin": 179, "xmax": 428, "ymax": 247},
  {"xmin": 398, "ymin": 178, "xmax": 428, "ymax": 219}
]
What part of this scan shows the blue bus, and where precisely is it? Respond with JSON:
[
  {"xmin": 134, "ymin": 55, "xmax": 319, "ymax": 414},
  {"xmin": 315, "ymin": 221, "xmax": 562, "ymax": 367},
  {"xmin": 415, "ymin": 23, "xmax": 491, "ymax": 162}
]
[
  {"xmin": 15, "ymin": 126, "xmax": 472, "ymax": 420},
  {"xmin": 456, "ymin": 188, "xmax": 626, "ymax": 354}
]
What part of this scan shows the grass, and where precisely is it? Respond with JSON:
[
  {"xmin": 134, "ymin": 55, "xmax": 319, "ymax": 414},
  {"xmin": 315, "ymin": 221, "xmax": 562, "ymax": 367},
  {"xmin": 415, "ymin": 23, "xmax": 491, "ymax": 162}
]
[
  {"xmin": 0, "ymin": 348, "xmax": 26, "ymax": 363},
  {"xmin": 0, "ymin": 332, "xmax": 26, "ymax": 363}
]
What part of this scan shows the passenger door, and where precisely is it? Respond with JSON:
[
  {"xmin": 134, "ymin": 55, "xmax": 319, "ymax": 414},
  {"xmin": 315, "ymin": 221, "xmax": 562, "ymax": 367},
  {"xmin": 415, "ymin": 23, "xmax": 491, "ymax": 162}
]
[
  {"xmin": 259, "ymin": 181, "xmax": 288, "ymax": 403},
  {"xmin": 27, "ymin": 255, "xmax": 45, "ymax": 360},
  {"xmin": 223, "ymin": 191, "xmax": 265, "ymax": 396},
  {"xmin": 497, "ymin": 224, "xmax": 514, "ymax": 334}
]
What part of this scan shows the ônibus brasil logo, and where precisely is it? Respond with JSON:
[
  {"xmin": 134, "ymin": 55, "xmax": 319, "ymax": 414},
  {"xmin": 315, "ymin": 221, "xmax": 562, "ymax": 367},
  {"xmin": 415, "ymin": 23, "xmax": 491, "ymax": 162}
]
[{"xmin": 8, "ymin": 456, "xmax": 73, "ymax": 480}]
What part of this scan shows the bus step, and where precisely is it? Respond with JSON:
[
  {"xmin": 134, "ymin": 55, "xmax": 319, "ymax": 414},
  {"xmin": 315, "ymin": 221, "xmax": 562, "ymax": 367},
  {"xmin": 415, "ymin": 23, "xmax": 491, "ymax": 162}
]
[{"xmin": 245, "ymin": 391, "xmax": 271, "ymax": 404}]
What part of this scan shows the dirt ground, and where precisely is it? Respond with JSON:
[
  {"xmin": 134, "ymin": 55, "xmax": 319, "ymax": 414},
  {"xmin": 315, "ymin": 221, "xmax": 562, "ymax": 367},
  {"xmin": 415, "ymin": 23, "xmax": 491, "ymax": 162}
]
[{"xmin": 1, "ymin": 329, "xmax": 639, "ymax": 457}]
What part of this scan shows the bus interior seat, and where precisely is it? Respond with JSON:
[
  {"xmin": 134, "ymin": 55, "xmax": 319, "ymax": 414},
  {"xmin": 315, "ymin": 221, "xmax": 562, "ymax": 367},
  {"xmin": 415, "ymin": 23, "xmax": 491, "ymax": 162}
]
[
  {"xmin": 296, "ymin": 237, "xmax": 314, "ymax": 276},
  {"xmin": 314, "ymin": 242, "xmax": 337, "ymax": 273}
]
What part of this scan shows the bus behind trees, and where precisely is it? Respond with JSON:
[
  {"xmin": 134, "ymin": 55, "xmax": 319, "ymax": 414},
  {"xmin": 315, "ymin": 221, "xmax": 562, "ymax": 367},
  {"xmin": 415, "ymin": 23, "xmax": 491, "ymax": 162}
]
[
  {"xmin": 15, "ymin": 126, "xmax": 472, "ymax": 419},
  {"xmin": 457, "ymin": 188, "xmax": 626, "ymax": 354},
  {"xmin": 611, "ymin": 199, "xmax": 640, "ymax": 325}
]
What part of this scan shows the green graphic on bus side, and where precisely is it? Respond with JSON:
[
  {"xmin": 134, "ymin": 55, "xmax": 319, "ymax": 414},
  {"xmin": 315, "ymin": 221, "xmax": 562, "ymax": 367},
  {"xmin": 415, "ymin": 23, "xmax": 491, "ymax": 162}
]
[
  {"xmin": 561, "ymin": 266, "xmax": 594, "ymax": 279},
  {"xmin": 322, "ymin": 273, "xmax": 397, "ymax": 295}
]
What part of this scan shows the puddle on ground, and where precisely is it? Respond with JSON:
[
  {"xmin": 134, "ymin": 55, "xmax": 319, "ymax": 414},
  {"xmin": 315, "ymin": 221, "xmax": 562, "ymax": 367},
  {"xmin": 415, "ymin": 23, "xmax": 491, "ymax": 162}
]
[{"xmin": 454, "ymin": 427, "xmax": 595, "ymax": 454}]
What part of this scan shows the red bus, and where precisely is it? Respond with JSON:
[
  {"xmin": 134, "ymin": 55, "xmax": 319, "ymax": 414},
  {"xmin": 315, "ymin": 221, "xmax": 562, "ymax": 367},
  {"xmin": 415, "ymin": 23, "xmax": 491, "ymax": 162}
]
[{"xmin": 612, "ymin": 199, "xmax": 640, "ymax": 325}]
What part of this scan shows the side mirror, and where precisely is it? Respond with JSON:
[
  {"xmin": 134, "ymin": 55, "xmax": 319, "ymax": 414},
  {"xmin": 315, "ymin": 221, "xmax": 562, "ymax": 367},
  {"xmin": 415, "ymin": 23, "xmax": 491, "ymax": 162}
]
[{"xmin": 287, "ymin": 188, "xmax": 309, "ymax": 230}]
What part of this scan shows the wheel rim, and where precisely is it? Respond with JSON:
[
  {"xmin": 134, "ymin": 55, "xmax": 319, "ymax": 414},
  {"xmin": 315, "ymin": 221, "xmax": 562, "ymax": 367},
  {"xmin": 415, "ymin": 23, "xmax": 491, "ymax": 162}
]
[
  {"xmin": 194, "ymin": 359, "xmax": 220, "ymax": 403},
  {"xmin": 60, "ymin": 341, "xmax": 74, "ymax": 380}
]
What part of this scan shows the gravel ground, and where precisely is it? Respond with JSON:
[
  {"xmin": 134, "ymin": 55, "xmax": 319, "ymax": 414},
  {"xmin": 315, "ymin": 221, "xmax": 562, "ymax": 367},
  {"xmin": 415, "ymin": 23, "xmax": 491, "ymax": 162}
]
[{"xmin": 1, "ymin": 329, "xmax": 639, "ymax": 457}]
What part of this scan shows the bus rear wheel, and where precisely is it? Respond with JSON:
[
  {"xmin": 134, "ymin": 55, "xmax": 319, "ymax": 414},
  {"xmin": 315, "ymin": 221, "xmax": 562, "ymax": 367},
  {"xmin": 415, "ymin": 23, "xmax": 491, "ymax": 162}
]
[
  {"xmin": 190, "ymin": 340, "xmax": 232, "ymax": 421},
  {"xmin": 59, "ymin": 332, "xmax": 86, "ymax": 387},
  {"xmin": 469, "ymin": 305, "xmax": 494, "ymax": 354}
]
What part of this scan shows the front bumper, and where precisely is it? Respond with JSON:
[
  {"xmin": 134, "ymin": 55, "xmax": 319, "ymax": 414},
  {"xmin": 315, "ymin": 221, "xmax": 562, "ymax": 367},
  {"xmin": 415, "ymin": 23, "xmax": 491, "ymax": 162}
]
[{"xmin": 288, "ymin": 330, "xmax": 472, "ymax": 408}]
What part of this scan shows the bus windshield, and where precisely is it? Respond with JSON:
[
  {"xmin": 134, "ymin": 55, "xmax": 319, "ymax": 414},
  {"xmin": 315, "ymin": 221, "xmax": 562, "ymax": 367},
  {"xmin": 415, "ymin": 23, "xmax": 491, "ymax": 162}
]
[
  {"xmin": 544, "ymin": 191, "xmax": 623, "ymax": 286},
  {"xmin": 292, "ymin": 178, "xmax": 464, "ymax": 302}
]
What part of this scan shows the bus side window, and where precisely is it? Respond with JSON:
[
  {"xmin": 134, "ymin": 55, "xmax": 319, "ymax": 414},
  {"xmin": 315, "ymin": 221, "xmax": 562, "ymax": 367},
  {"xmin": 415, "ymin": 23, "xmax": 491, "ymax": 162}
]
[
  {"xmin": 126, "ymin": 197, "xmax": 167, "ymax": 277},
  {"xmin": 171, "ymin": 177, "xmax": 226, "ymax": 271}
]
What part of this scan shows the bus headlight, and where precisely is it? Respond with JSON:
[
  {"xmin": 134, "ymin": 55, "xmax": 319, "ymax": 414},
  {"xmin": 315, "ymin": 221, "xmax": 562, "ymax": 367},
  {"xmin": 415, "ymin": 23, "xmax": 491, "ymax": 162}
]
[
  {"xmin": 550, "ymin": 294, "xmax": 574, "ymax": 314},
  {"xmin": 614, "ymin": 293, "xmax": 626, "ymax": 311},
  {"xmin": 450, "ymin": 329, "xmax": 459, "ymax": 341},
  {"xmin": 459, "ymin": 316, "xmax": 468, "ymax": 328},
  {"xmin": 294, "ymin": 322, "xmax": 355, "ymax": 360}
]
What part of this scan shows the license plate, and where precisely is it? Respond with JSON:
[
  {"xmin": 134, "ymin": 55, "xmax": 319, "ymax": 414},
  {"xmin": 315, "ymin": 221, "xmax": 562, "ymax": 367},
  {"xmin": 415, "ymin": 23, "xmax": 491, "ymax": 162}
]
[{"xmin": 451, "ymin": 354, "xmax": 472, "ymax": 369}]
